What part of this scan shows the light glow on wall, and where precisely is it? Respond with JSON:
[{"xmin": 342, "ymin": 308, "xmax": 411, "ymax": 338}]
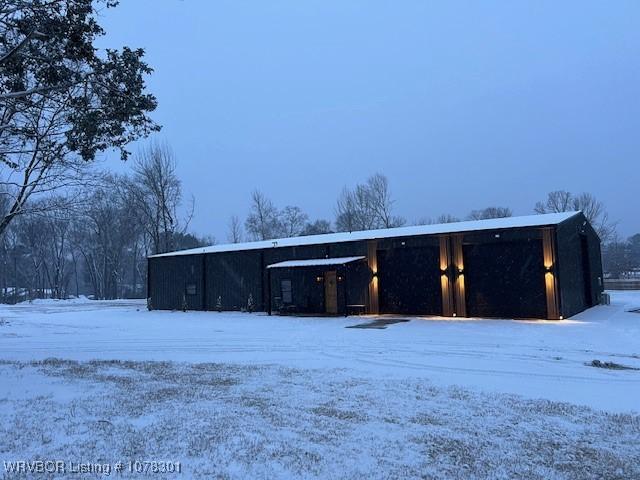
[
  {"xmin": 542, "ymin": 228, "xmax": 560, "ymax": 320},
  {"xmin": 452, "ymin": 235, "xmax": 467, "ymax": 317},
  {"xmin": 367, "ymin": 240, "xmax": 379, "ymax": 314},
  {"xmin": 439, "ymin": 236, "xmax": 455, "ymax": 317}
]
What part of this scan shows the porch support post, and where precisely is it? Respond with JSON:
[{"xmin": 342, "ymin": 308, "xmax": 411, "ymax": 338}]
[
  {"xmin": 367, "ymin": 240, "xmax": 379, "ymax": 314},
  {"xmin": 342, "ymin": 266, "xmax": 348, "ymax": 317},
  {"xmin": 267, "ymin": 266, "xmax": 272, "ymax": 316}
]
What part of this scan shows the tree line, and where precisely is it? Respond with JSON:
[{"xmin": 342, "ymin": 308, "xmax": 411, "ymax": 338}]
[
  {"xmin": 231, "ymin": 174, "xmax": 518, "ymax": 243},
  {"xmin": 229, "ymin": 173, "xmax": 630, "ymax": 278},
  {"xmin": 231, "ymin": 173, "xmax": 616, "ymax": 242},
  {"xmin": 0, "ymin": 143, "xmax": 209, "ymax": 302}
]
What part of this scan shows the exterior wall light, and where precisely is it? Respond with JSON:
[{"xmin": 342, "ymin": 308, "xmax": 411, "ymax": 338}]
[{"xmin": 316, "ymin": 276, "xmax": 323, "ymax": 282}]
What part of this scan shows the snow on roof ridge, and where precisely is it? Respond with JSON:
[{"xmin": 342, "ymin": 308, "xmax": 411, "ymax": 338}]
[{"xmin": 149, "ymin": 211, "xmax": 581, "ymax": 258}]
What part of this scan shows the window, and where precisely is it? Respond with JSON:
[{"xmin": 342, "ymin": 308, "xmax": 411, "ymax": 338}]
[
  {"xmin": 186, "ymin": 283, "xmax": 197, "ymax": 296},
  {"xmin": 281, "ymin": 280, "xmax": 292, "ymax": 304}
]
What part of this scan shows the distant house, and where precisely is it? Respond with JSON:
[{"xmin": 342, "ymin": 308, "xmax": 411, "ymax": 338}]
[{"xmin": 147, "ymin": 211, "xmax": 603, "ymax": 320}]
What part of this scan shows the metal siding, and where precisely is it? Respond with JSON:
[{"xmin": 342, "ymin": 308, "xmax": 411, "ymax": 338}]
[
  {"xmin": 327, "ymin": 240, "xmax": 368, "ymax": 257},
  {"xmin": 148, "ymin": 255, "xmax": 204, "ymax": 311},
  {"xmin": 205, "ymin": 250, "xmax": 263, "ymax": 311},
  {"xmin": 377, "ymin": 245, "xmax": 442, "ymax": 315},
  {"xmin": 583, "ymin": 220, "xmax": 605, "ymax": 305},
  {"xmin": 346, "ymin": 261, "xmax": 370, "ymax": 308},
  {"xmin": 556, "ymin": 213, "xmax": 603, "ymax": 318},
  {"xmin": 463, "ymin": 238, "xmax": 546, "ymax": 319},
  {"xmin": 147, "ymin": 224, "xmax": 595, "ymax": 319}
]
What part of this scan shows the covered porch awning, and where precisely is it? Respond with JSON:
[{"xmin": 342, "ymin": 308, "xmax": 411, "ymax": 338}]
[{"xmin": 266, "ymin": 256, "xmax": 366, "ymax": 269}]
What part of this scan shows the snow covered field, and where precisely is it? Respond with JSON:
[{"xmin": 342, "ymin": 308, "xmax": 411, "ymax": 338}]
[{"xmin": 1, "ymin": 293, "xmax": 639, "ymax": 478}]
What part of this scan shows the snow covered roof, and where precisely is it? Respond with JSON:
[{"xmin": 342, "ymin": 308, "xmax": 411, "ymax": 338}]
[
  {"xmin": 267, "ymin": 256, "xmax": 366, "ymax": 269},
  {"xmin": 149, "ymin": 211, "xmax": 581, "ymax": 259}
]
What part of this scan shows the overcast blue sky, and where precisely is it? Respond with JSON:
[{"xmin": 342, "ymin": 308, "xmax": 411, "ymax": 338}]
[{"xmin": 99, "ymin": 0, "xmax": 639, "ymax": 240}]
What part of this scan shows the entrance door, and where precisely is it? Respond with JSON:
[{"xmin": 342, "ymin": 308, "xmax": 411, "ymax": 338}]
[{"xmin": 324, "ymin": 270, "xmax": 338, "ymax": 314}]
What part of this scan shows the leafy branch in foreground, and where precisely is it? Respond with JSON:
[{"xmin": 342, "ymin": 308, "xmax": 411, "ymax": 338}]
[{"xmin": 0, "ymin": 0, "xmax": 159, "ymax": 236}]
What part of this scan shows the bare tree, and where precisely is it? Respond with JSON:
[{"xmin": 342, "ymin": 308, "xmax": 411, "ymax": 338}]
[
  {"xmin": 534, "ymin": 191, "xmax": 573, "ymax": 215},
  {"xmin": 280, "ymin": 206, "xmax": 308, "ymax": 237},
  {"xmin": 245, "ymin": 190, "xmax": 282, "ymax": 241},
  {"xmin": 602, "ymin": 234, "xmax": 631, "ymax": 278},
  {"xmin": 39, "ymin": 203, "xmax": 73, "ymax": 299},
  {"xmin": 366, "ymin": 173, "xmax": 406, "ymax": 228},
  {"xmin": 128, "ymin": 142, "xmax": 193, "ymax": 254},
  {"xmin": 3, "ymin": 194, "xmax": 80, "ymax": 300},
  {"xmin": 227, "ymin": 215, "xmax": 244, "ymax": 243},
  {"xmin": 335, "ymin": 183, "xmax": 379, "ymax": 232},
  {"xmin": 436, "ymin": 214, "xmax": 460, "ymax": 224},
  {"xmin": 335, "ymin": 187, "xmax": 359, "ymax": 233},
  {"xmin": 413, "ymin": 214, "xmax": 460, "ymax": 225},
  {"xmin": 467, "ymin": 207, "xmax": 512, "ymax": 221},
  {"xmin": 1, "ymin": 160, "xmax": 207, "ymax": 303},
  {"xmin": 335, "ymin": 174, "xmax": 405, "ymax": 232},
  {"xmin": 534, "ymin": 190, "xmax": 615, "ymax": 241},
  {"xmin": 70, "ymin": 174, "xmax": 146, "ymax": 299}
]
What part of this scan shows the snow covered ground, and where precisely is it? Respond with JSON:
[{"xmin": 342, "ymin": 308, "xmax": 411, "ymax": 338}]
[{"xmin": 1, "ymin": 292, "xmax": 639, "ymax": 478}]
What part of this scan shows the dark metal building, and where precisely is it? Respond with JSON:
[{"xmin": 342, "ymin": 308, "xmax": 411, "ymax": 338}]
[{"xmin": 147, "ymin": 211, "xmax": 603, "ymax": 320}]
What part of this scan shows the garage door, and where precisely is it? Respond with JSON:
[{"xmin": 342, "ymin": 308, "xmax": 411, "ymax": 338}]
[
  {"xmin": 378, "ymin": 247, "xmax": 442, "ymax": 315},
  {"xmin": 463, "ymin": 240, "xmax": 546, "ymax": 319}
]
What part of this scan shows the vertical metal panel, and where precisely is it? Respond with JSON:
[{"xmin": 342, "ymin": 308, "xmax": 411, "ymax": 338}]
[
  {"xmin": 543, "ymin": 228, "xmax": 560, "ymax": 319},
  {"xmin": 463, "ymin": 238, "xmax": 546, "ymax": 318},
  {"xmin": 439, "ymin": 236, "xmax": 454, "ymax": 317},
  {"xmin": 451, "ymin": 234, "xmax": 467, "ymax": 317},
  {"xmin": 346, "ymin": 260, "xmax": 370, "ymax": 307},
  {"xmin": 329, "ymin": 240, "xmax": 367, "ymax": 257},
  {"xmin": 367, "ymin": 240, "xmax": 379, "ymax": 314},
  {"xmin": 555, "ymin": 213, "xmax": 603, "ymax": 318},
  {"xmin": 201, "ymin": 254, "xmax": 207, "ymax": 310},
  {"xmin": 587, "ymin": 226, "xmax": 605, "ymax": 303},
  {"xmin": 205, "ymin": 250, "xmax": 263, "ymax": 311},
  {"xmin": 377, "ymin": 245, "xmax": 442, "ymax": 315},
  {"xmin": 148, "ymin": 255, "xmax": 204, "ymax": 311}
]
